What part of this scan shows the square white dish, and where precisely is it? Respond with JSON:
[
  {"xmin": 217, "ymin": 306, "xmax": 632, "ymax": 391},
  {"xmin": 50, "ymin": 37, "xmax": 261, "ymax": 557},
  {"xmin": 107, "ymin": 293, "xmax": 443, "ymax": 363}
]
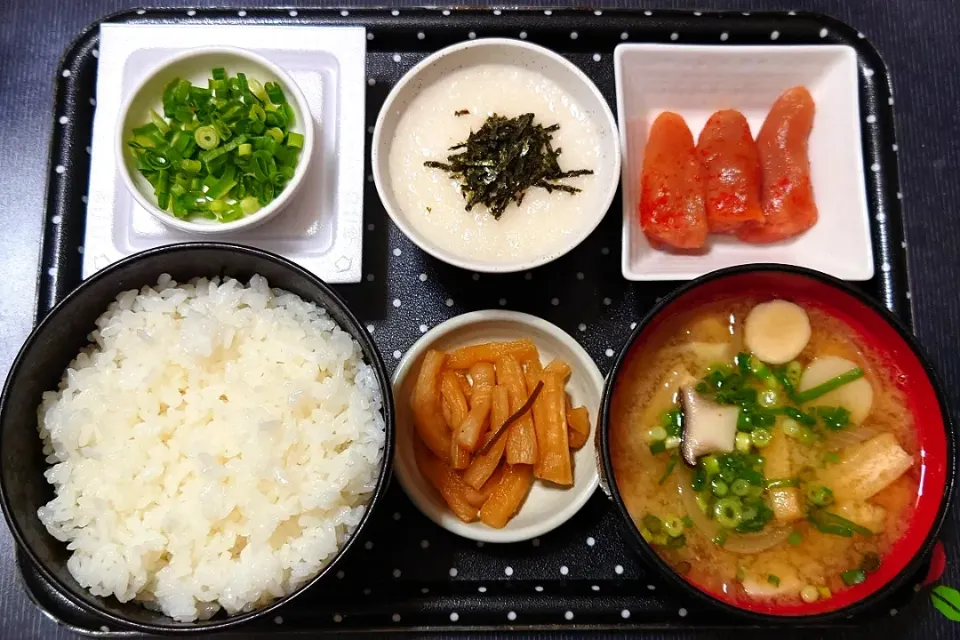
[
  {"xmin": 84, "ymin": 24, "xmax": 366, "ymax": 282},
  {"xmin": 614, "ymin": 44, "xmax": 873, "ymax": 281}
]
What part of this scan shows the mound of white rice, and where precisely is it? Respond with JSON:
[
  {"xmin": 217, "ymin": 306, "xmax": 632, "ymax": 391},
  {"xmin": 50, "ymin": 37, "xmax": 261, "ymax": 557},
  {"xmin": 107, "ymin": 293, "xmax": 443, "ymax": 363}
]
[{"xmin": 37, "ymin": 274, "xmax": 385, "ymax": 622}]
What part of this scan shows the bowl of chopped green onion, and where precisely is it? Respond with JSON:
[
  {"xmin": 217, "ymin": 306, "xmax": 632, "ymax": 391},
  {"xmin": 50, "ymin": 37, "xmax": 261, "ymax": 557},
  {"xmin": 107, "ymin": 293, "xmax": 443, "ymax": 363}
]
[{"xmin": 116, "ymin": 46, "xmax": 313, "ymax": 233}]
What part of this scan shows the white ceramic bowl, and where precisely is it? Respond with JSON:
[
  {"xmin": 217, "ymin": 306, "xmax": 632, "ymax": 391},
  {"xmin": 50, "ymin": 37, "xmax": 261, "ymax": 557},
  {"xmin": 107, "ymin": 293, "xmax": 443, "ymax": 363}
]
[
  {"xmin": 615, "ymin": 43, "xmax": 873, "ymax": 281},
  {"xmin": 372, "ymin": 38, "xmax": 621, "ymax": 273},
  {"xmin": 393, "ymin": 310, "xmax": 602, "ymax": 543},
  {"xmin": 116, "ymin": 46, "xmax": 314, "ymax": 235}
]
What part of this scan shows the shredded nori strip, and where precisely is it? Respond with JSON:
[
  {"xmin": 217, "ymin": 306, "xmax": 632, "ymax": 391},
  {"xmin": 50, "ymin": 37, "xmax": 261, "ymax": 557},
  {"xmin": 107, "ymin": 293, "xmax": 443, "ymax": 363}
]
[
  {"xmin": 454, "ymin": 109, "xmax": 470, "ymax": 116},
  {"xmin": 424, "ymin": 113, "xmax": 594, "ymax": 220}
]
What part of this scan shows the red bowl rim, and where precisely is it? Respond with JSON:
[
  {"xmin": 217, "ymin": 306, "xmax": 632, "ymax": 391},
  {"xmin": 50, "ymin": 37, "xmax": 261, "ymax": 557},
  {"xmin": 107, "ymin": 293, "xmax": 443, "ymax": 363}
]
[{"xmin": 599, "ymin": 263, "xmax": 955, "ymax": 623}]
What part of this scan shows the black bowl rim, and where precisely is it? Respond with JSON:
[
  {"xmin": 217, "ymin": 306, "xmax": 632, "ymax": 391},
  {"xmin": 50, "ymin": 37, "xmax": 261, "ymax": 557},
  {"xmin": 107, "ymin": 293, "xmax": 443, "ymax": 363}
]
[
  {"xmin": 0, "ymin": 242, "xmax": 397, "ymax": 634},
  {"xmin": 598, "ymin": 263, "xmax": 956, "ymax": 624}
]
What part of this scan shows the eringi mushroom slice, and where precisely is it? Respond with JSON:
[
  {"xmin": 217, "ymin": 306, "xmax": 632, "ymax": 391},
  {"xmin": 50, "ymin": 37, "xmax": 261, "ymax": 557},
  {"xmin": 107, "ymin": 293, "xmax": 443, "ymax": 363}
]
[
  {"xmin": 679, "ymin": 384, "xmax": 740, "ymax": 466},
  {"xmin": 743, "ymin": 300, "xmax": 811, "ymax": 365}
]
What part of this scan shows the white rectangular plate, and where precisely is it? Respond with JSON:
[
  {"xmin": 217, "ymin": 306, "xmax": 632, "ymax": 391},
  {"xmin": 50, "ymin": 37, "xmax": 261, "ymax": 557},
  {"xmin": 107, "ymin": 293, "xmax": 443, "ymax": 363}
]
[
  {"xmin": 84, "ymin": 24, "xmax": 366, "ymax": 282},
  {"xmin": 615, "ymin": 44, "xmax": 874, "ymax": 281}
]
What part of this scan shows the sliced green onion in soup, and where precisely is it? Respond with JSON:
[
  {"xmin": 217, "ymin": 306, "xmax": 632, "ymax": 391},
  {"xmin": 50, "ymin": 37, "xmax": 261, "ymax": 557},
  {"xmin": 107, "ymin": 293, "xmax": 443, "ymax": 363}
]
[
  {"xmin": 806, "ymin": 485, "xmax": 835, "ymax": 507},
  {"xmin": 713, "ymin": 497, "xmax": 743, "ymax": 529},
  {"xmin": 795, "ymin": 368, "xmax": 865, "ymax": 404},
  {"xmin": 841, "ymin": 569, "xmax": 867, "ymax": 586},
  {"xmin": 643, "ymin": 514, "xmax": 663, "ymax": 534},
  {"xmin": 664, "ymin": 516, "xmax": 685, "ymax": 537}
]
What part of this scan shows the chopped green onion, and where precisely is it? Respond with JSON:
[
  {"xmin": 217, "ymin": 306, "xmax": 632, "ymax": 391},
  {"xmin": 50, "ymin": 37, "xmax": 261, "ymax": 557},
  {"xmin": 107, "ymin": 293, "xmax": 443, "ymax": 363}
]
[
  {"xmin": 817, "ymin": 406, "xmax": 851, "ymax": 431},
  {"xmin": 695, "ymin": 493, "xmax": 710, "ymax": 514},
  {"xmin": 714, "ymin": 497, "xmax": 743, "ymax": 529},
  {"xmin": 127, "ymin": 68, "xmax": 300, "ymax": 223},
  {"xmin": 766, "ymin": 477, "xmax": 799, "ymax": 490},
  {"xmin": 788, "ymin": 531, "xmax": 803, "ymax": 546},
  {"xmin": 643, "ymin": 514, "xmax": 663, "ymax": 535},
  {"xmin": 795, "ymin": 368, "xmax": 865, "ymax": 404},
  {"xmin": 750, "ymin": 358, "xmax": 772, "ymax": 380},
  {"xmin": 207, "ymin": 165, "xmax": 237, "ymax": 200},
  {"xmin": 246, "ymin": 78, "xmax": 268, "ymax": 103},
  {"xmin": 806, "ymin": 485, "xmax": 835, "ymax": 507},
  {"xmin": 735, "ymin": 432, "xmax": 752, "ymax": 453},
  {"xmin": 783, "ymin": 406, "xmax": 817, "ymax": 426},
  {"xmin": 240, "ymin": 196, "xmax": 261, "ymax": 215},
  {"xmin": 809, "ymin": 509, "xmax": 873, "ymax": 538},
  {"xmin": 787, "ymin": 424, "xmax": 819, "ymax": 446},
  {"xmin": 768, "ymin": 574, "xmax": 780, "ymax": 587},
  {"xmin": 194, "ymin": 125, "xmax": 219, "ymax": 150},
  {"xmin": 287, "ymin": 131, "xmax": 304, "ymax": 149},
  {"xmin": 149, "ymin": 109, "xmax": 169, "ymax": 135},
  {"xmin": 664, "ymin": 516, "xmax": 685, "ymax": 538},
  {"xmin": 786, "ymin": 361, "xmax": 803, "ymax": 387},
  {"xmin": 681, "ymin": 516, "xmax": 693, "ymax": 528},
  {"xmin": 265, "ymin": 81, "xmax": 286, "ymax": 104},
  {"xmin": 208, "ymin": 199, "xmax": 229, "ymax": 215},
  {"xmin": 251, "ymin": 149, "xmax": 277, "ymax": 181},
  {"xmin": 661, "ymin": 408, "xmax": 683, "ymax": 437},
  {"xmin": 800, "ymin": 585, "xmax": 819, "ymax": 603},
  {"xmin": 782, "ymin": 418, "xmax": 800, "ymax": 437},
  {"xmin": 665, "ymin": 534, "xmax": 686, "ymax": 549},
  {"xmin": 751, "ymin": 427, "xmax": 772, "ymax": 448},
  {"xmin": 649, "ymin": 440, "xmax": 667, "ymax": 455},
  {"xmin": 647, "ymin": 426, "xmax": 667, "ymax": 443},
  {"xmin": 817, "ymin": 586, "xmax": 832, "ymax": 599},
  {"xmin": 758, "ymin": 389, "xmax": 778, "ymax": 407},
  {"xmin": 711, "ymin": 478, "xmax": 729, "ymax": 498},
  {"xmin": 771, "ymin": 366, "xmax": 798, "ymax": 401},
  {"xmin": 249, "ymin": 103, "xmax": 267, "ymax": 122},
  {"xmin": 658, "ymin": 454, "xmax": 678, "ymax": 485},
  {"xmin": 713, "ymin": 531, "xmax": 728, "ymax": 547},
  {"xmin": 841, "ymin": 569, "xmax": 866, "ymax": 586},
  {"xmin": 703, "ymin": 455, "xmax": 720, "ymax": 476},
  {"xmin": 664, "ymin": 436, "xmax": 681, "ymax": 450},
  {"xmin": 823, "ymin": 451, "xmax": 841, "ymax": 465},
  {"xmin": 731, "ymin": 479, "xmax": 751, "ymax": 497}
]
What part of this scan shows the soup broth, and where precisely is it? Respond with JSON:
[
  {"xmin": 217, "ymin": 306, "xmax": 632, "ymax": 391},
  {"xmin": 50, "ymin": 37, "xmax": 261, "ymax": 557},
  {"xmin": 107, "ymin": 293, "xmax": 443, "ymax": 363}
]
[{"xmin": 610, "ymin": 298, "xmax": 918, "ymax": 608}]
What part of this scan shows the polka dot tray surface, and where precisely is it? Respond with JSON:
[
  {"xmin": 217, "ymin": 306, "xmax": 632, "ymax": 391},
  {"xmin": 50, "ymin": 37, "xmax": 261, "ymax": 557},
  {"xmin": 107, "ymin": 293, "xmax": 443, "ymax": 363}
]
[{"xmin": 32, "ymin": 7, "xmax": 919, "ymax": 635}]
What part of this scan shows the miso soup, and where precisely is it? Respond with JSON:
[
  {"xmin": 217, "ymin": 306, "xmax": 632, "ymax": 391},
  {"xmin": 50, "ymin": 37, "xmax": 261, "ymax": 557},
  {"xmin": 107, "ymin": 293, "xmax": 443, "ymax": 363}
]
[{"xmin": 609, "ymin": 298, "xmax": 918, "ymax": 608}]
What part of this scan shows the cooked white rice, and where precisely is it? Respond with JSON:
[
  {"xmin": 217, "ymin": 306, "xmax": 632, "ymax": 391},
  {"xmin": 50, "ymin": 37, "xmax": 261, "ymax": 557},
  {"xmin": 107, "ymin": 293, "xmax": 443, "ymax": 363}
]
[{"xmin": 37, "ymin": 274, "xmax": 385, "ymax": 622}]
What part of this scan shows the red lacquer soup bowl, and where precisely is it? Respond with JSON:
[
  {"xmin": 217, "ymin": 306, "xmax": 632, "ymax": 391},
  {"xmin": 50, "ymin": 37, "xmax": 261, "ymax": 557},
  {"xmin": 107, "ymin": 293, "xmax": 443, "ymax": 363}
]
[{"xmin": 599, "ymin": 264, "xmax": 954, "ymax": 621}]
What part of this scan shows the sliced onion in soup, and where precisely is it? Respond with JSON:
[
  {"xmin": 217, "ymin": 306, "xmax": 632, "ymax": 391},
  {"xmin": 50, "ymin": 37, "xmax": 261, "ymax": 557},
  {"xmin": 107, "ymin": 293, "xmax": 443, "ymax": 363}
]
[{"xmin": 675, "ymin": 468, "xmax": 791, "ymax": 555}]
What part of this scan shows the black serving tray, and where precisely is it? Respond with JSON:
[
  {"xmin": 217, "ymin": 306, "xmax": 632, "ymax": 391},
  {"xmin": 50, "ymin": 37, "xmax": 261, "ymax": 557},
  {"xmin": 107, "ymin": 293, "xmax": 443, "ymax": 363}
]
[{"xmin": 29, "ymin": 7, "xmax": 921, "ymax": 636}]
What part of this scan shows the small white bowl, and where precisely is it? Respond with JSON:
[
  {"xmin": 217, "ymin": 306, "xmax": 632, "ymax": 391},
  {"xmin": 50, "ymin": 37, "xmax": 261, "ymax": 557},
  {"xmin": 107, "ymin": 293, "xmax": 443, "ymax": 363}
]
[
  {"xmin": 615, "ymin": 44, "xmax": 873, "ymax": 281},
  {"xmin": 392, "ymin": 310, "xmax": 602, "ymax": 543},
  {"xmin": 373, "ymin": 38, "xmax": 621, "ymax": 273},
  {"xmin": 116, "ymin": 46, "xmax": 314, "ymax": 235}
]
